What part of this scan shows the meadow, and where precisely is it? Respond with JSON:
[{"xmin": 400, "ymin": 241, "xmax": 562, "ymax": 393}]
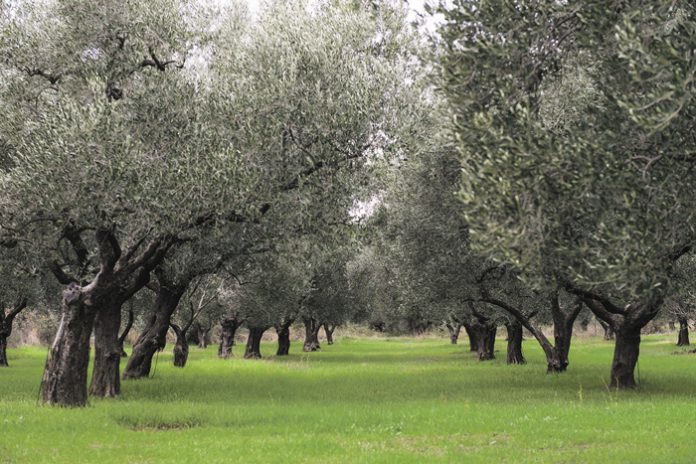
[{"xmin": 2, "ymin": 334, "xmax": 696, "ymax": 463}]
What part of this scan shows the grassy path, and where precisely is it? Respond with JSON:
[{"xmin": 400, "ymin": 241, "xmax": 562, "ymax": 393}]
[{"xmin": 2, "ymin": 335, "xmax": 696, "ymax": 463}]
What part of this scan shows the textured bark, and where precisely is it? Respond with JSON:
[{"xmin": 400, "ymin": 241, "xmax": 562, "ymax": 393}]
[
  {"xmin": 445, "ymin": 322, "xmax": 462, "ymax": 345},
  {"xmin": 323, "ymin": 324, "xmax": 335, "ymax": 345},
  {"xmin": 302, "ymin": 317, "xmax": 321, "ymax": 352},
  {"xmin": 218, "ymin": 317, "xmax": 242, "ymax": 358},
  {"xmin": 462, "ymin": 323, "xmax": 477, "ymax": 352},
  {"xmin": 123, "ymin": 282, "xmax": 186, "ymax": 379},
  {"xmin": 579, "ymin": 317, "xmax": 590, "ymax": 332},
  {"xmin": 275, "ymin": 319, "xmax": 293, "ymax": 356},
  {"xmin": 244, "ymin": 327, "xmax": 266, "ymax": 359},
  {"xmin": 40, "ymin": 286, "xmax": 97, "ymax": 406},
  {"xmin": 0, "ymin": 297, "xmax": 27, "ymax": 367},
  {"xmin": 610, "ymin": 327, "xmax": 641, "ymax": 388},
  {"xmin": 505, "ymin": 321, "xmax": 525, "ymax": 364},
  {"xmin": 90, "ymin": 303, "xmax": 122, "ymax": 398},
  {"xmin": 118, "ymin": 306, "xmax": 135, "ymax": 357},
  {"xmin": 677, "ymin": 318, "xmax": 690, "ymax": 346},
  {"xmin": 171, "ymin": 324, "xmax": 189, "ymax": 368}
]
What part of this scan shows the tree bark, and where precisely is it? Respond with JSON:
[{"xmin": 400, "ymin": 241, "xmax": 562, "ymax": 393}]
[
  {"xmin": 197, "ymin": 323, "xmax": 211, "ymax": 349},
  {"xmin": 0, "ymin": 297, "xmax": 27, "ymax": 367},
  {"xmin": 462, "ymin": 323, "xmax": 477, "ymax": 352},
  {"xmin": 123, "ymin": 282, "xmax": 186, "ymax": 379},
  {"xmin": 171, "ymin": 324, "xmax": 189, "ymax": 368},
  {"xmin": 303, "ymin": 317, "xmax": 321, "ymax": 352},
  {"xmin": 323, "ymin": 324, "xmax": 335, "ymax": 345},
  {"xmin": 505, "ymin": 321, "xmax": 525, "ymax": 364},
  {"xmin": 90, "ymin": 303, "xmax": 122, "ymax": 398},
  {"xmin": 677, "ymin": 317, "xmax": 690, "ymax": 346},
  {"xmin": 118, "ymin": 306, "xmax": 135, "ymax": 357},
  {"xmin": 244, "ymin": 327, "xmax": 266, "ymax": 359},
  {"xmin": 445, "ymin": 322, "xmax": 462, "ymax": 345},
  {"xmin": 40, "ymin": 286, "xmax": 97, "ymax": 406},
  {"xmin": 276, "ymin": 321, "xmax": 292, "ymax": 356},
  {"xmin": 470, "ymin": 321, "xmax": 496, "ymax": 361},
  {"xmin": 218, "ymin": 317, "xmax": 242, "ymax": 358},
  {"xmin": 610, "ymin": 327, "xmax": 641, "ymax": 388}
]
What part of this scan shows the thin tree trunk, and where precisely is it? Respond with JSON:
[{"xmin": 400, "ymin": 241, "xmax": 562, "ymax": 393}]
[
  {"xmin": 598, "ymin": 319, "xmax": 615, "ymax": 340},
  {"xmin": 0, "ymin": 297, "xmax": 28, "ymax": 367},
  {"xmin": 506, "ymin": 321, "xmax": 525, "ymax": 364},
  {"xmin": 244, "ymin": 327, "xmax": 266, "ymax": 359},
  {"xmin": 90, "ymin": 303, "xmax": 122, "ymax": 398},
  {"xmin": 118, "ymin": 306, "xmax": 135, "ymax": 357},
  {"xmin": 677, "ymin": 317, "xmax": 690, "ymax": 346},
  {"xmin": 303, "ymin": 318, "xmax": 321, "ymax": 352},
  {"xmin": 123, "ymin": 283, "xmax": 186, "ymax": 379},
  {"xmin": 610, "ymin": 327, "xmax": 641, "ymax": 388},
  {"xmin": 218, "ymin": 317, "xmax": 241, "ymax": 359},
  {"xmin": 197, "ymin": 324, "xmax": 211, "ymax": 349},
  {"xmin": 40, "ymin": 287, "xmax": 97, "ymax": 406}
]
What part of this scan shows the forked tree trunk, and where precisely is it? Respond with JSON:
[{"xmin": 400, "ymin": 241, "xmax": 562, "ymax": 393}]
[
  {"xmin": 90, "ymin": 303, "xmax": 122, "ymax": 398},
  {"xmin": 123, "ymin": 283, "xmax": 186, "ymax": 379},
  {"xmin": 445, "ymin": 322, "xmax": 462, "ymax": 345},
  {"xmin": 40, "ymin": 285, "xmax": 97, "ymax": 406},
  {"xmin": 303, "ymin": 318, "xmax": 321, "ymax": 352},
  {"xmin": 323, "ymin": 324, "xmax": 335, "ymax": 345},
  {"xmin": 506, "ymin": 321, "xmax": 525, "ymax": 365},
  {"xmin": 610, "ymin": 327, "xmax": 641, "ymax": 388},
  {"xmin": 172, "ymin": 326, "xmax": 189, "ymax": 368},
  {"xmin": 677, "ymin": 318, "xmax": 690, "ymax": 346},
  {"xmin": 244, "ymin": 327, "xmax": 266, "ymax": 359},
  {"xmin": 276, "ymin": 323, "xmax": 291, "ymax": 356},
  {"xmin": 462, "ymin": 323, "xmax": 477, "ymax": 352},
  {"xmin": 197, "ymin": 324, "xmax": 211, "ymax": 349},
  {"xmin": 598, "ymin": 319, "xmax": 614, "ymax": 340},
  {"xmin": 218, "ymin": 317, "xmax": 242, "ymax": 359}
]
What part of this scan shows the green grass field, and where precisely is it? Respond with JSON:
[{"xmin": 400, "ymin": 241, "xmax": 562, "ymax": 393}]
[{"xmin": 2, "ymin": 335, "xmax": 696, "ymax": 463}]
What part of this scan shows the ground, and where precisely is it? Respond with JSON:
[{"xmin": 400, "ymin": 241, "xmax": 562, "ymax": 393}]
[{"xmin": 1, "ymin": 335, "xmax": 696, "ymax": 463}]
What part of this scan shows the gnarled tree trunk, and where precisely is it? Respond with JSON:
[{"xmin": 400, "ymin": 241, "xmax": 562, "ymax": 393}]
[
  {"xmin": 462, "ymin": 323, "xmax": 477, "ymax": 352},
  {"xmin": 610, "ymin": 327, "xmax": 641, "ymax": 388},
  {"xmin": 677, "ymin": 317, "xmax": 690, "ymax": 346},
  {"xmin": 302, "ymin": 317, "xmax": 321, "ymax": 352},
  {"xmin": 0, "ymin": 296, "xmax": 27, "ymax": 367},
  {"xmin": 218, "ymin": 316, "xmax": 242, "ymax": 358},
  {"xmin": 171, "ymin": 324, "xmax": 189, "ymax": 367},
  {"xmin": 275, "ymin": 319, "xmax": 293, "ymax": 356},
  {"xmin": 196, "ymin": 323, "xmax": 211, "ymax": 349},
  {"xmin": 598, "ymin": 319, "xmax": 614, "ymax": 340},
  {"xmin": 469, "ymin": 321, "xmax": 496, "ymax": 361},
  {"xmin": 505, "ymin": 321, "xmax": 525, "ymax": 364},
  {"xmin": 90, "ymin": 303, "xmax": 122, "ymax": 398},
  {"xmin": 40, "ymin": 285, "xmax": 97, "ymax": 406},
  {"xmin": 445, "ymin": 322, "xmax": 462, "ymax": 345},
  {"xmin": 123, "ymin": 281, "xmax": 186, "ymax": 379},
  {"xmin": 244, "ymin": 327, "xmax": 266, "ymax": 359}
]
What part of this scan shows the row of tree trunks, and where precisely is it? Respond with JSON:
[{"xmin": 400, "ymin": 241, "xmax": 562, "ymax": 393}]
[
  {"xmin": 244, "ymin": 327, "xmax": 267, "ymax": 359},
  {"xmin": 445, "ymin": 321, "xmax": 462, "ymax": 345},
  {"xmin": 218, "ymin": 316, "xmax": 243, "ymax": 358},
  {"xmin": 677, "ymin": 317, "xmax": 690, "ymax": 346},
  {"xmin": 505, "ymin": 321, "xmax": 525, "ymax": 364},
  {"xmin": 0, "ymin": 297, "xmax": 28, "ymax": 367},
  {"xmin": 123, "ymin": 275, "xmax": 187, "ymax": 379},
  {"xmin": 303, "ymin": 317, "xmax": 321, "ymax": 352}
]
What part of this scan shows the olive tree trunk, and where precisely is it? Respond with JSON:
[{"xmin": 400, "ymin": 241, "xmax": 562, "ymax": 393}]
[
  {"xmin": 323, "ymin": 324, "xmax": 335, "ymax": 345},
  {"xmin": 275, "ymin": 319, "xmax": 293, "ymax": 356},
  {"xmin": 171, "ymin": 324, "xmax": 189, "ymax": 368},
  {"xmin": 462, "ymin": 323, "xmax": 477, "ymax": 352},
  {"xmin": 445, "ymin": 322, "xmax": 462, "ymax": 345},
  {"xmin": 610, "ymin": 327, "xmax": 641, "ymax": 388},
  {"xmin": 677, "ymin": 317, "xmax": 690, "ymax": 346},
  {"xmin": 0, "ymin": 297, "xmax": 27, "ymax": 367},
  {"xmin": 244, "ymin": 327, "xmax": 266, "ymax": 359},
  {"xmin": 505, "ymin": 321, "xmax": 525, "ymax": 364},
  {"xmin": 118, "ymin": 306, "xmax": 135, "ymax": 357},
  {"xmin": 218, "ymin": 317, "xmax": 242, "ymax": 359},
  {"xmin": 123, "ymin": 282, "xmax": 186, "ymax": 379},
  {"xmin": 90, "ymin": 303, "xmax": 123, "ymax": 398},
  {"xmin": 302, "ymin": 317, "xmax": 321, "ymax": 352}
]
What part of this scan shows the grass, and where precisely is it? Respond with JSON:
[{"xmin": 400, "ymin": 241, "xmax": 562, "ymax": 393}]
[{"xmin": 2, "ymin": 334, "xmax": 696, "ymax": 463}]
